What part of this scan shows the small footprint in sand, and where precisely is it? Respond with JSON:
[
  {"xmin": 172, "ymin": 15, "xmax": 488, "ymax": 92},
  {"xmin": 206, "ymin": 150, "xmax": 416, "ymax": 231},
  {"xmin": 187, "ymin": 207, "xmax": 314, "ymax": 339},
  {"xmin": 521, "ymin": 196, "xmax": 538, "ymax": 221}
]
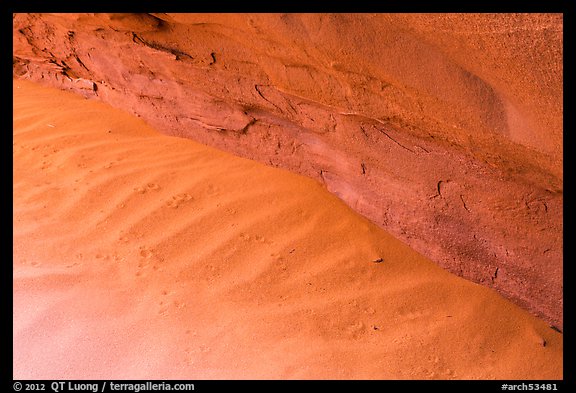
[
  {"xmin": 206, "ymin": 184, "xmax": 220, "ymax": 195},
  {"xmin": 240, "ymin": 232, "xmax": 270, "ymax": 244},
  {"xmin": 134, "ymin": 183, "xmax": 161, "ymax": 194},
  {"xmin": 135, "ymin": 247, "xmax": 164, "ymax": 275},
  {"xmin": 139, "ymin": 247, "xmax": 154, "ymax": 259},
  {"xmin": 156, "ymin": 290, "xmax": 186, "ymax": 316},
  {"xmin": 171, "ymin": 300, "xmax": 186, "ymax": 310},
  {"xmin": 157, "ymin": 300, "xmax": 183, "ymax": 313},
  {"xmin": 166, "ymin": 193, "xmax": 192, "ymax": 208},
  {"xmin": 346, "ymin": 321, "xmax": 367, "ymax": 339},
  {"xmin": 225, "ymin": 207, "xmax": 238, "ymax": 215}
]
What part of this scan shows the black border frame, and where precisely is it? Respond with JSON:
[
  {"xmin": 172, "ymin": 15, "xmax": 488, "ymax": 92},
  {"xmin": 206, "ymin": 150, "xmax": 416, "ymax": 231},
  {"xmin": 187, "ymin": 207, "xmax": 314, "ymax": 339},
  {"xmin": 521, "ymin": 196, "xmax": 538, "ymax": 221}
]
[{"xmin": 5, "ymin": 0, "xmax": 573, "ymax": 389}]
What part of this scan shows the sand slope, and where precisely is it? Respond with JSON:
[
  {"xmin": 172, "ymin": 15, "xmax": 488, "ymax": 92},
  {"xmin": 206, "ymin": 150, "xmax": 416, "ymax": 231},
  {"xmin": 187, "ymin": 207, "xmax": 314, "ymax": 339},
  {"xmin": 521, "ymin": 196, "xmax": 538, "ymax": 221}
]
[{"xmin": 13, "ymin": 80, "xmax": 562, "ymax": 379}]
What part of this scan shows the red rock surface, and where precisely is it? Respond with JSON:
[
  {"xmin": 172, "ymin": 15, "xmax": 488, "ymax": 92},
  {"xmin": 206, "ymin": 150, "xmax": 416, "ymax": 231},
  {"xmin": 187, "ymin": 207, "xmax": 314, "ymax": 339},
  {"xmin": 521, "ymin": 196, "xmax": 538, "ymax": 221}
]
[{"xmin": 12, "ymin": 13, "xmax": 563, "ymax": 329}]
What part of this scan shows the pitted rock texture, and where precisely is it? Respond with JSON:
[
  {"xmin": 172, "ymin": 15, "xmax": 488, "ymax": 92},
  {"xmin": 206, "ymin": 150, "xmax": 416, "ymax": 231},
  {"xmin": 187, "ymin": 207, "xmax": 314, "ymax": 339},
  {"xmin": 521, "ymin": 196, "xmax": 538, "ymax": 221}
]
[{"xmin": 12, "ymin": 13, "xmax": 563, "ymax": 328}]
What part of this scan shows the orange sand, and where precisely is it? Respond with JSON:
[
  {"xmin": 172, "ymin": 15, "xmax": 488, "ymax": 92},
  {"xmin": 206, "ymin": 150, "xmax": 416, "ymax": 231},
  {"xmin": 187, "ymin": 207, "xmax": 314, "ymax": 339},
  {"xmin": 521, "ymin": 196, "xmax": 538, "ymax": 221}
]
[{"xmin": 13, "ymin": 80, "xmax": 562, "ymax": 379}]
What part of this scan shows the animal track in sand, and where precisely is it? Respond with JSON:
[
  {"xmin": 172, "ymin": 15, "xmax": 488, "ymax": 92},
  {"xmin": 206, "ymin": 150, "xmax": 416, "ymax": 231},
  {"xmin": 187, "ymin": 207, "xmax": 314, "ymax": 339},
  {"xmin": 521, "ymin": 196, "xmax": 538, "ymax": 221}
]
[
  {"xmin": 134, "ymin": 183, "xmax": 161, "ymax": 194},
  {"xmin": 205, "ymin": 183, "xmax": 220, "ymax": 196},
  {"xmin": 157, "ymin": 298, "xmax": 186, "ymax": 317},
  {"xmin": 94, "ymin": 252, "xmax": 123, "ymax": 263},
  {"xmin": 135, "ymin": 246, "xmax": 165, "ymax": 277},
  {"xmin": 118, "ymin": 231, "xmax": 144, "ymax": 244},
  {"xmin": 346, "ymin": 321, "xmax": 368, "ymax": 339},
  {"xmin": 240, "ymin": 232, "xmax": 271, "ymax": 244},
  {"xmin": 166, "ymin": 193, "xmax": 193, "ymax": 208},
  {"xmin": 139, "ymin": 247, "xmax": 154, "ymax": 259}
]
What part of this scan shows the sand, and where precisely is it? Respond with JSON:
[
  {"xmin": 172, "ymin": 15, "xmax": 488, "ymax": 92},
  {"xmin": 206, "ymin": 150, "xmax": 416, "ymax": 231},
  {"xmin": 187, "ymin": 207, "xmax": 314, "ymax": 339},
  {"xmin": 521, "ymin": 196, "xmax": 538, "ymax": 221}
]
[{"xmin": 13, "ymin": 80, "xmax": 562, "ymax": 379}]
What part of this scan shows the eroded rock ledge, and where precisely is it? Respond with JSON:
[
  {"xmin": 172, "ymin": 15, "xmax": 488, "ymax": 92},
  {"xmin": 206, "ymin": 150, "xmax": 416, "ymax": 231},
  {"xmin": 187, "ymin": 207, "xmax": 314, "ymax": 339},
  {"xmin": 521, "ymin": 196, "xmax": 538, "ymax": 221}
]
[{"xmin": 12, "ymin": 13, "xmax": 563, "ymax": 328}]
